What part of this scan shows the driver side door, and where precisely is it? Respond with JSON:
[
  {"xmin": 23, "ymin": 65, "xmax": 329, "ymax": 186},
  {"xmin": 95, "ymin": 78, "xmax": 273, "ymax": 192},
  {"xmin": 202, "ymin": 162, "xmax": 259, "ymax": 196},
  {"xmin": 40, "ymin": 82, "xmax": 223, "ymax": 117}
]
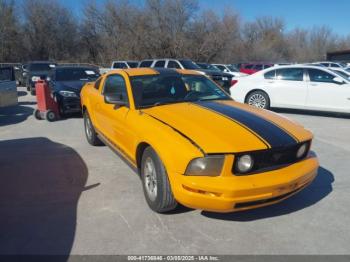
[
  {"xmin": 306, "ymin": 68, "xmax": 350, "ymax": 112},
  {"xmin": 93, "ymin": 74, "xmax": 131, "ymax": 154}
]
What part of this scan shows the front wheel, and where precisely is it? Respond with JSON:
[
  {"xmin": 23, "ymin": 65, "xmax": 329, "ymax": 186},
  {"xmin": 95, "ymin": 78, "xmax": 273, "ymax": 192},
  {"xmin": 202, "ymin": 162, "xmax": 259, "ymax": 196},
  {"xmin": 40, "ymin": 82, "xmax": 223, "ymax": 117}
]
[
  {"xmin": 246, "ymin": 91, "xmax": 270, "ymax": 109},
  {"xmin": 83, "ymin": 110, "xmax": 103, "ymax": 146},
  {"xmin": 141, "ymin": 147, "xmax": 177, "ymax": 213},
  {"xmin": 45, "ymin": 110, "xmax": 56, "ymax": 122}
]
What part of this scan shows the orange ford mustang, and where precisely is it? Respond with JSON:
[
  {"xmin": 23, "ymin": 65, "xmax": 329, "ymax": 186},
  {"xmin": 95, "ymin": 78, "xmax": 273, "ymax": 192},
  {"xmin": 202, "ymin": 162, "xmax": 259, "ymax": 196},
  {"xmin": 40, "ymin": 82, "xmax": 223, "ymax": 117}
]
[{"xmin": 80, "ymin": 68, "xmax": 319, "ymax": 213}]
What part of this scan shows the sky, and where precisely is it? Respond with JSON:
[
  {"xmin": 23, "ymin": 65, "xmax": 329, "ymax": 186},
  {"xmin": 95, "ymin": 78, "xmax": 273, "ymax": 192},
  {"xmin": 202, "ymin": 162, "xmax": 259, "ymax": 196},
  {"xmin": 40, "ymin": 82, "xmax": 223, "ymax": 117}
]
[{"xmin": 60, "ymin": 0, "xmax": 350, "ymax": 36}]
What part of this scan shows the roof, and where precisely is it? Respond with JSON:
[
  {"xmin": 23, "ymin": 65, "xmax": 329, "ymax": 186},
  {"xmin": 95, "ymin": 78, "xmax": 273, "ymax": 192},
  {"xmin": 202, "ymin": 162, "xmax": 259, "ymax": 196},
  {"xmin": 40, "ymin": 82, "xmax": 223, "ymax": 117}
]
[{"xmin": 108, "ymin": 68, "xmax": 202, "ymax": 77}]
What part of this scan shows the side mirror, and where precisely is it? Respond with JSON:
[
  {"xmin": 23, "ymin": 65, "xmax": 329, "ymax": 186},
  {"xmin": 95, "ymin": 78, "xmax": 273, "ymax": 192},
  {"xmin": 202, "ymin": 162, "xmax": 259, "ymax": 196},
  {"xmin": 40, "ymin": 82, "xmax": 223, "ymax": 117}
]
[
  {"xmin": 104, "ymin": 94, "xmax": 127, "ymax": 108},
  {"xmin": 224, "ymin": 69, "xmax": 229, "ymax": 73},
  {"xmin": 333, "ymin": 77, "xmax": 345, "ymax": 85}
]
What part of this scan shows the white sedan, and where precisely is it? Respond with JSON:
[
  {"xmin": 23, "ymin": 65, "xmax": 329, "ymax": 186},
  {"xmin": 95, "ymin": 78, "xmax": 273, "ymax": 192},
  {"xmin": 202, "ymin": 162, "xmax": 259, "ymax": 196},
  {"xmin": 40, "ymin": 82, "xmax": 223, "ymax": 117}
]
[{"xmin": 230, "ymin": 65, "xmax": 350, "ymax": 113}]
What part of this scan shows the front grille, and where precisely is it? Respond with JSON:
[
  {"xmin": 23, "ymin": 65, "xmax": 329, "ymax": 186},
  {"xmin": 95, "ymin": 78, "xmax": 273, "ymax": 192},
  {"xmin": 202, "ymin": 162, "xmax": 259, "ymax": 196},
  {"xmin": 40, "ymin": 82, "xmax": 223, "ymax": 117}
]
[
  {"xmin": 234, "ymin": 184, "xmax": 307, "ymax": 209},
  {"xmin": 233, "ymin": 141, "xmax": 311, "ymax": 176}
]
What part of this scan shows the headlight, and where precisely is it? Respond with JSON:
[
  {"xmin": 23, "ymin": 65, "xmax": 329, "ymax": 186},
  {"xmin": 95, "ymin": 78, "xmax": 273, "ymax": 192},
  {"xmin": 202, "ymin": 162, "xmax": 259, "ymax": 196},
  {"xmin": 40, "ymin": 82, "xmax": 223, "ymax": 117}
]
[
  {"xmin": 59, "ymin": 91, "xmax": 78, "ymax": 98},
  {"xmin": 296, "ymin": 143, "xmax": 308, "ymax": 158},
  {"xmin": 236, "ymin": 154, "xmax": 254, "ymax": 173},
  {"xmin": 185, "ymin": 155, "xmax": 224, "ymax": 176},
  {"xmin": 31, "ymin": 76, "xmax": 40, "ymax": 82}
]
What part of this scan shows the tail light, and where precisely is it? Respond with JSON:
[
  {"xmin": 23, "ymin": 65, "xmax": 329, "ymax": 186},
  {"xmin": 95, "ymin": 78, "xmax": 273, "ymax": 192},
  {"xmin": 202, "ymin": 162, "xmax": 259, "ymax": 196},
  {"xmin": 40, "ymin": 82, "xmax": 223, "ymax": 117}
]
[{"xmin": 231, "ymin": 80, "xmax": 238, "ymax": 86}]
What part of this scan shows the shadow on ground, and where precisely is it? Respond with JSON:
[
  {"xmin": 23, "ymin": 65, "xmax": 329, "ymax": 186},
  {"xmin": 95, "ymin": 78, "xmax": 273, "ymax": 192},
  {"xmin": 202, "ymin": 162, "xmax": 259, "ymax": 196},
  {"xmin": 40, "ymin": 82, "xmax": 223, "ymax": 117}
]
[
  {"xmin": 273, "ymin": 108, "xmax": 350, "ymax": 119},
  {"xmin": 201, "ymin": 167, "xmax": 334, "ymax": 221},
  {"xmin": 0, "ymin": 104, "xmax": 34, "ymax": 127},
  {"xmin": 0, "ymin": 138, "xmax": 95, "ymax": 258}
]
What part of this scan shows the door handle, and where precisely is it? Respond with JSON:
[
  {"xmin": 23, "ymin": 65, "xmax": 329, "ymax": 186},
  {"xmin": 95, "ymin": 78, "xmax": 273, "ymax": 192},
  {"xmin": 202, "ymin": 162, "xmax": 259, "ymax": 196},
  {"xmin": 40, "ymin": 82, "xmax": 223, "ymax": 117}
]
[{"xmin": 310, "ymin": 83, "xmax": 318, "ymax": 86}]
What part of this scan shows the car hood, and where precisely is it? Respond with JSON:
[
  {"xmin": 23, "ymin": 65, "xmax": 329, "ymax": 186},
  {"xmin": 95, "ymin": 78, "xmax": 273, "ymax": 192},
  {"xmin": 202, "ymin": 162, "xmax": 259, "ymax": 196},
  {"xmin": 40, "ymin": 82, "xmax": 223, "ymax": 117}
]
[
  {"xmin": 142, "ymin": 100, "xmax": 312, "ymax": 153},
  {"xmin": 28, "ymin": 70, "xmax": 51, "ymax": 78},
  {"xmin": 196, "ymin": 69, "xmax": 232, "ymax": 77}
]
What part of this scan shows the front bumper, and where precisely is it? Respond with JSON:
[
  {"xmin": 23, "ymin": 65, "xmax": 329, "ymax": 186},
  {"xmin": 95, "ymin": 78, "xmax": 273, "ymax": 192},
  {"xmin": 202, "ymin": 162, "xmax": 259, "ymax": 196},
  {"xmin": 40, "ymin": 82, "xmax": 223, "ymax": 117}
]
[
  {"xmin": 58, "ymin": 96, "xmax": 81, "ymax": 113},
  {"xmin": 170, "ymin": 154, "xmax": 319, "ymax": 213}
]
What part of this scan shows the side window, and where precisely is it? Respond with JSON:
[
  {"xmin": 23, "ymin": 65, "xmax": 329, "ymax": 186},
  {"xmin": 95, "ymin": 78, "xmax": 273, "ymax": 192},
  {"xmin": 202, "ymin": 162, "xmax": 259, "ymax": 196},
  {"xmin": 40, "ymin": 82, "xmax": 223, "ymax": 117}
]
[
  {"xmin": 331, "ymin": 63, "xmax": 340, "ymax": 68},
  {"xmin": 253, "ymin": 65, "xmax": 263, "ymax": 70},
  {"xmin": 94, "ymin": 77, "xmax": 102, "ymax": 89},
  {"xmin": 264, "ymin": 70, "xmax": 276, "ymax": 80},
  {"xmin": 276, "ymin": 68, "xmax": 304, "ymax": 81},
  {"xmin": 167, "ymin": 61, "xmax": 181, "ymax": 69},
  {"xmin": 216, "ymin": 65, "xmax": 226, "ymax": 71},
  {"xmin": 308, "ymin": 69, "xmax": 337, "ymax": 83},
  {"xmin": 103, "ymin": 74, "xmax": 129, "ymax": 104},
  {"xmin": 154, "ymin": 60, "xmax": 166, "ymax": 67},
  {"xmin": 113, "ymin": 62, "xmax": 127, "ymax": 69},
  {"xmin": 139, "ymin": 61, "xmax": 153, "ymax": 67},
  {"xmin": 244, "ymin": 64, "xmax": 254, "ymax": 69}
]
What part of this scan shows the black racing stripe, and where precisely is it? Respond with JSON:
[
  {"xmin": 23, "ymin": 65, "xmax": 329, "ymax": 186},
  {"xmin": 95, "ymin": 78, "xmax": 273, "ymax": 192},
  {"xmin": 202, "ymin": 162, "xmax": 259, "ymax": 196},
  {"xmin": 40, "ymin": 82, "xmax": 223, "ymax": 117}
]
[{"xmin": 194, "ymin": 101, "xmax": 298, "ymax": 148}]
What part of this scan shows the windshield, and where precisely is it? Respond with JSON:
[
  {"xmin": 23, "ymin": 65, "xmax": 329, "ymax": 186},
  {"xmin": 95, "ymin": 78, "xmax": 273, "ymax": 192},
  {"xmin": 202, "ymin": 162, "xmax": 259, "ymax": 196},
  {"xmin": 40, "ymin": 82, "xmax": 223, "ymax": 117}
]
[
  {"xmin": 227, "ymin": 65, "xmax": 239, "ymax": 72},
  {"xmin": 55, "ymin": 68, "xmax": 100, "ymax": 81},
  {"xmin": 130, "ymin": 74, "xmax": 231, "ymax": 108},
  {"xmin": 331, "ymin": 70, "xmax": 350, "ymax": 81},
  {"xmin": 127, "ymin": 62, "xmax": 139, "ymax": 68},
  {"xmin": 197, "ymin": 63, "xmax": 221, "ymax": 71},
  {"xmin": 29, "ymin": 63, "xmax": 55, "ymax": 71},
  {"xmin": 179, "ymin": 60, "xmax": 201, "ymax": 70}
]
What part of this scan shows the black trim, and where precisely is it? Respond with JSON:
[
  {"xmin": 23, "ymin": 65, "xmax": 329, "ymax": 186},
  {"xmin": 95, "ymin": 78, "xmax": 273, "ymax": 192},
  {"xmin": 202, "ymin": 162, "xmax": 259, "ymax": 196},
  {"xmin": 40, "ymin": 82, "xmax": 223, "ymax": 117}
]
[
  {"xmin": 145, "ymin": 113, "xmax": 206, "ymax": 156},
  {"xmin": 152, "ymin": 68, "xmax": 181, "ymax": 75},
  {"xmin": 194, "ymin": 101, "xmax": 298, "ymax": 148},
  {"xmin": 233, "ymin": 141, "xmax": 311, "ymax": 176},
  {"xmin": 234, "ymin": 182, "xmax": 310, "ymax": 209}
]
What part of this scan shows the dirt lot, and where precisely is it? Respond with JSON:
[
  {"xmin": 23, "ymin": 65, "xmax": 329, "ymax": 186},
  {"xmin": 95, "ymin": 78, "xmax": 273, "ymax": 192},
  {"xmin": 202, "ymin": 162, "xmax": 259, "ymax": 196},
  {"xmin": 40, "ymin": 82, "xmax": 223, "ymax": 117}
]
[{"xmin": 0, "ymin": 87, "xmax": 349, "ymax": 255}]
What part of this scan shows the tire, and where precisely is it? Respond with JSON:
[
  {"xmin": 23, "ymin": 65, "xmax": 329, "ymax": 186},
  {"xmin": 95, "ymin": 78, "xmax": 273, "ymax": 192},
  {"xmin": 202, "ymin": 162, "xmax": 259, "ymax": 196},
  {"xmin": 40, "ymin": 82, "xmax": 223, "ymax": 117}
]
[
  {"xmin": 141, "ymin": 147, "xmax": 177, "ymax": 213},
  {"xmin": 33, "ymin": 109, "xmax": 42, "ymax": 120},
  {"xmin": 83, "ymin": 110, "xmax": 103, "ymax": 146},
  {"xmin": 45, "ymin": 110, "xmax": 56, "ymax": 122},
  {"xmin": 27, "ymin": 86, "xmax": 30, "ymax": 91},
  {"xmin": 30, "ymin": 89, "xmax": 36, "ymax": 96},
  {"xmin": 246, "ymin": 90, "xmax": 270, "ymax": 109}
]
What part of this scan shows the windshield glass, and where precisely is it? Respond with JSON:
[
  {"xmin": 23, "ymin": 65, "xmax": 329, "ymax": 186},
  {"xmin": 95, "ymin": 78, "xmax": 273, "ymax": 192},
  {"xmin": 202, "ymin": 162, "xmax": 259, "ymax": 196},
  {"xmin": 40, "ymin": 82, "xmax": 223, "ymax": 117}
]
[
  {"xmin": 55, "ymin": 68, "xmax": 100, "ymax": 81},
  {"xmin": 29, "ymin": 63, "xmax": 55, "ymax": 71},
  {"xmin": 227, "ymin": 65, "xmax": 239, "ymax": 72},
  {"xmin": 179, "ymin": 60, "xmax": 201, "ymax": 70},
  {"xmin": 197, "ymin": 63, "xmax": 221, "ymax": 71},
  {"xmin": 331, "ymin": 70, "xmax": 350, "ymax": 80},
  {"xmin": 130, "ymin": 74, "xmax": 231, "ymax": 108}
]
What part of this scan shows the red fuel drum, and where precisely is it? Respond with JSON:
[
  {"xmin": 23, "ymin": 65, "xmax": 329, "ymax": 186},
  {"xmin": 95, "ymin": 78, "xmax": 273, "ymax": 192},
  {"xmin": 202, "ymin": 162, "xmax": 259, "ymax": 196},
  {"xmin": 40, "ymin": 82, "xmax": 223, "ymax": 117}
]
[{"xmin": 33, "ymin": 80, "xmax": 59, "ymax": 121}]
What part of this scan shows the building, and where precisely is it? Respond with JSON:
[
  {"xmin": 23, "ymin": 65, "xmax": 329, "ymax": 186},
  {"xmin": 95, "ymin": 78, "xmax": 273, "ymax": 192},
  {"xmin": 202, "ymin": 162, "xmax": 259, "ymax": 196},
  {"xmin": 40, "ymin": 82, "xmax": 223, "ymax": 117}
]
[{"xmin": 327, "ymin": 50, "xmax": 350, "ymax": 62}]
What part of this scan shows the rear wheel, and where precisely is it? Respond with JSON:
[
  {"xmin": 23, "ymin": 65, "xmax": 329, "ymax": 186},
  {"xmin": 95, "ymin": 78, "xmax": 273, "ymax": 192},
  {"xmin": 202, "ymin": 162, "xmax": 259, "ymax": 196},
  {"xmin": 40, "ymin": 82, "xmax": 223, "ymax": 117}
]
[
  {"xmin": 141, "ymin": 147, "xmax": 177, "ymax": 213},
  {"xmin": 246, "ymin": 91, "xmax": 270, "ymax": 109},
  {"xmin": 30, "ymin": 89, "xmax": 36, "ymax": 96},
  {"xmin": 84, "ymin": 110, "xmax": 103, "ymax": 146}
]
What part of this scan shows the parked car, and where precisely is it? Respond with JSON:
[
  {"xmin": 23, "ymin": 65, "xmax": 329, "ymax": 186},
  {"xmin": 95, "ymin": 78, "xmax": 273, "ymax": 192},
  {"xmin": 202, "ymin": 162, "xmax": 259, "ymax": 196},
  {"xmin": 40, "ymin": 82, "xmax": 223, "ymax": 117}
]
[
  {"xmin": 111, "ymin": 60, "xmax": 139, "ymax": 69},
  {"xmin": 315, "ymin": 61, "xmax": 347, "ymax": 69},
  {"xmin": 0, "ymin": 66, "xmax": 17, "ymax": 107},
  {"xmin": 25, "ymin": 61, "xmax": 57, "ymax": 95},
  {"xmin": 49, "ymin": 66, "xmax": 100, "ymax": 116},
  {"xmin": 81, "ymin": 68, "xmax": 318, "ymax": 213},
  {"xmin": 138, "ymin": 59, "xmax": 233, "ymax": 92},
  {"xmin": 331, "ymin": 68, "xmax": 350, "ymax": 80},
  {"xmin": 230, "ymin": 65, "xmax": 350, "ymax": 113},
  {"xmin": 240, "ymin": 63, "xmax": 274, "ymax": 75},
  {"xmin": 196, "ymin": 62, "xmax": 221, "ymax": 71},
  {"xmin": 212, "ymin": 63, "xmax": 248, "ymax": 78}
]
